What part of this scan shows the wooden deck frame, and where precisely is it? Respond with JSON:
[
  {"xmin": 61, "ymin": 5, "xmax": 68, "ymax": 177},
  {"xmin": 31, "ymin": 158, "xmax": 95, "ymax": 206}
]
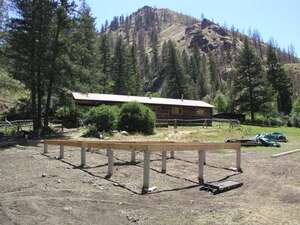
[{"xmin": 43, "ymin": 139, "xmax": 241, "ymax": 194}]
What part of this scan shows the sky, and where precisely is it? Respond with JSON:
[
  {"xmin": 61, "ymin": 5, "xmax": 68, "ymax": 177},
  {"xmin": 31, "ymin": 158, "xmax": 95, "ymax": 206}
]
[{"xmin": 83, "ymin": 0, "xmax": 300, "ymax": 56}]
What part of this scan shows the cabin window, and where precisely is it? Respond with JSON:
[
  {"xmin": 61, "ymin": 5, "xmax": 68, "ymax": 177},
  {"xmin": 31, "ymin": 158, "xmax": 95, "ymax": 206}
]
[
  {"xmin": 196, "ymin": 108, "xmax": 206, "ymax": 116},
  {"xmin": 171, "ymin": 107, "xmax": 182, "ymax": 115}
]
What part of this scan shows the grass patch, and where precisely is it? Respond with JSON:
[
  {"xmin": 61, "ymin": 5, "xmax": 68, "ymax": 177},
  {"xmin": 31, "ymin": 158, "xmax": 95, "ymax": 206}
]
[{"xmin": 107, "ymin": 123, "xmax": 300, "ymax": 154}]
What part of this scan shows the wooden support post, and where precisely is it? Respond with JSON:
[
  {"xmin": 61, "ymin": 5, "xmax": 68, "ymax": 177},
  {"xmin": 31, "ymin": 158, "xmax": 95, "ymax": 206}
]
[
  {"xmin": 81, "ymin": 147, "xmax": 86, "ymax": 167},
  {"xmin": 131, "ymin": 151, "xmax": 136, "ymax": 163},
  {"xmin": 170, "ymin": 151, "xmax": 175, "ymax": 159},
  {"xmin": 43, "ymin": 144, "xmax": 48, "ymax": 154},
  {"xmin": 107, "ymin": 149, "xmax": 114, "ymax": 178},
  {"xmin": 161, "ymin": 151, "xmax": 167, "ymax": 173},
  {"xmin": 236, "ymin": 148, "xmax": 242, "ymax": 172},
  {"xmin": 198, "ymin": 150, "xmax": 205, "ymax": 185},
  {"xmin": 142, "ymin": 151, "xmax": 150, "ymax": 194},
  {"xmin": 59, "ymin": 145, "xmax": 64, "ymax": 159}
]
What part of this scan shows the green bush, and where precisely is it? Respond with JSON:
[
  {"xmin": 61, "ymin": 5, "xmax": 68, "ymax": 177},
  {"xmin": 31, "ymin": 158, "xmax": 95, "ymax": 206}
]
[
  {"xmin": 118, "ymin": 102, "xmax": 156, "ymax": 134},
  {"xmin": 287, "ymin": 116, "xmax": 300, "ymax": 128},
  {"xmin": 85, "ymin": 105, "xmax": 119, "ymax": 132},
  {"xmin": 213, "ymin": 92, "xmax": 230, "ymax": 113},
  {"xmin": 55, "ymin": 106, "xmax": 80, "ymax": 128}
]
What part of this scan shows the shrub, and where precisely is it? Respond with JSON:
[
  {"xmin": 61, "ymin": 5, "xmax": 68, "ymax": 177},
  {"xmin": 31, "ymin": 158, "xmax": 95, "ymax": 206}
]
[
  {"xmin": 213, "ymin": 92, "xmax": 230, "ymax": 113},
  {"xmin": 287, "ymin": 116, "xmax": 300, "ymax": 128},
  {"xmin": 292, "ymin": 96, "xmax": 300, "ymax": 116},
  {"xmin": 55, "ymin": 106, "xmax": 80, "ymax": 128},
  {"xmin": 118, "ymin": 102, "xmax": 156, "ymax": 134},
  {"xmin": 85, "ymin": 105, "xmax": 118, "ymax": 132}
]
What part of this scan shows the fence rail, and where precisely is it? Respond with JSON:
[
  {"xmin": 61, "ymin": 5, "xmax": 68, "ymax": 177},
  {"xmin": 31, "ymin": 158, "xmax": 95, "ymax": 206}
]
[
  {"xmin": 0, "ymin": 119, "xmax": 33, "ymax": 128},
  {"xmin": 156, "ymin": 118, "xmax": 240, "ymax": 127}
]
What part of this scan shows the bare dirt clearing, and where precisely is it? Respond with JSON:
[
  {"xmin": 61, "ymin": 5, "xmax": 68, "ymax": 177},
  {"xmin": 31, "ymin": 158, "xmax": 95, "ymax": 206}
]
[{"xmin": 0, "ymin": 126, "xmax": 300, "ymax": 225}]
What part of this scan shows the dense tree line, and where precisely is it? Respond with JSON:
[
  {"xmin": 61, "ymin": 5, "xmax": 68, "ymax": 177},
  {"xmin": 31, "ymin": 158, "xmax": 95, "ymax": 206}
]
[{"xmin": 1, "ymin": 0, "xmax": 298, "ymax": 135}]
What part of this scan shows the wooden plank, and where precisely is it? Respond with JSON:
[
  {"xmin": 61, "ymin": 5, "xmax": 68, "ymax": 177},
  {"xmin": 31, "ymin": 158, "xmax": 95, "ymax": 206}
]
[
  {"xmin": 146, "ymin": 143, "xmax": 240, "ymax": 151},
  {"xmin": 43, "ymin": 139, "xmax": 240, "ymax": 152},
  {"xmin": 272, "ymin": 149, "xmax": 300, "ymax": 158}
]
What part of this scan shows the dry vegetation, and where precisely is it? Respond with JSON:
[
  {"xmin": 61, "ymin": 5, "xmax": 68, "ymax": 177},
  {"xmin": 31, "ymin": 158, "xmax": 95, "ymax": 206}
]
[{"xmin": 0, "ymin": 125, "xmax": 299, "ymax": 225}]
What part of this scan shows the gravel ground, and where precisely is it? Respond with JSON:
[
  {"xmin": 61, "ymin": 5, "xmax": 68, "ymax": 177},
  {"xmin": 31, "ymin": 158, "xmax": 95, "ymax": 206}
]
[{"xmin": 0, "ymin": 142, "xmax": 299, "ymax": 225}]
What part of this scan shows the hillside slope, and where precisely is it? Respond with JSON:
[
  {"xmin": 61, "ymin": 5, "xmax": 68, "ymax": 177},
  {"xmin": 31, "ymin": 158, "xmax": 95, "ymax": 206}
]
[{"xmin": 103, "ymin": 6, "xmax": 297, "ymax": 93}]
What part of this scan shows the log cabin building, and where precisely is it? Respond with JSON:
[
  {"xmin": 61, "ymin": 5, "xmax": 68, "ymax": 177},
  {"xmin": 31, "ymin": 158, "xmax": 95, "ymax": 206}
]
[{"xmin": 72, "ymin": 92, "xmax": 214, "ymax": 120}]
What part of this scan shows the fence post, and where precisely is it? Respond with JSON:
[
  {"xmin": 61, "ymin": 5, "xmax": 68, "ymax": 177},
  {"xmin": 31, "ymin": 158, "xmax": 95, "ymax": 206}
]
[
  {"xmin": 107, "ymin": 149, "xmax": 114, "ymax": 178},
  {"xmin": 59, "ymin": 145, "xmax": 64, "ymax": 159},
  {"xmin": 81, "ymin": 147, "xmax": 86, "ymax": 167},
  {"xmin": 131, "ymin": 150, "xmax": 136, "ymax": 163},
  {"xmin": 161, "ymin": 151, "xmax": 167, "ymax": 173},
  {"xmin": 198, "ymin": 150, "xmax": 205, "ymax": 185},
  {"xmin": 43, "ymin": 144, "xmax": 48, "ymax": 154},
  {"xmin": 170, "ymin": 151, "xmax": 175, "ymax": 159},
  {"xmin": 236, "ymin": 147, "xmax": 242, "ymax": 172},
  {"xmin": 142, "ymin": 150, "xmax": 150, "ymax": 194}
]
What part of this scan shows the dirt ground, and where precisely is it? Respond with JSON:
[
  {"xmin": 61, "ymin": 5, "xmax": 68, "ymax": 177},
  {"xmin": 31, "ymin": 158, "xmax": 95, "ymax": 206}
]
[{"xmin": 0, "ymin": 130, "xmax": 300, "ymax": 225}]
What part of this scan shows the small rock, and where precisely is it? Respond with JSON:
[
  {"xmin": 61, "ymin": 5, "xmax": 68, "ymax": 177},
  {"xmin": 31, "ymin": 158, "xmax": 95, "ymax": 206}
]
[
  {"xmin": 147, "ymin": 186, "xmax": 157, "ymax": 192},
  {"xmin": 63, "ymin": 206, "xmax": 72, "ymax": 211},
  {"xmin": 57, "ymin": 179, "xmax": 62, "ymax": 183},
  {"xmin": 41, "ymin": 173, "xmax": 47, "ymax": 178},
  {"xmin": 119, "ymin": 202, "xmax": 123, "ymax": 205},
  {"xmin": 120, "ymin": 131, "xmax": 128, "ymax": 136},
  {"xmin": 127, "ymin": 215, "xmax": 139, "ymax": 223}
]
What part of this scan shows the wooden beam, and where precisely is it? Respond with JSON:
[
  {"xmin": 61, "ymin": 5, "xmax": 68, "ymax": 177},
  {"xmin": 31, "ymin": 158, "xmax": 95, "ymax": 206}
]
[
  {"xmin": 43, "ymin": 139, "xmax": 240, "ymax": 152},
  {"xmin": 272, "ymin": 149, "xmax": 300, "ymax": 158}
]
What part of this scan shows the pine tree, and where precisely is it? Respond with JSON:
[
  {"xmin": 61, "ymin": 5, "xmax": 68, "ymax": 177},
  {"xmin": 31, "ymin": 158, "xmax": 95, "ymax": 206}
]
[
  {"xmin": 8, "ymin": 0, "xmax": 76, "ymax": 134},
  {"xmin": 189, "ymin": 46, "xmax": 207, "ymax": 98},
  {"xmin": 266, "ymin": 45, "xmax": 293, "ymax": 114},
  {"xmin": 68, "ymin": 1, "xmax": 99, "ymax": 92},
  {"xmin": 234, "ymin": 39, "xmax": 272, "ymax": 123},
  {"xmin": 150, "ymin": 31, "xmax": 160, "ymax": 80},
  {"xmin": 208, "ymin": 52, "xmax": 220, "ymax": 97},
  {"xmin": 127, "ymin": 43, "xmax": 141, "ymax": 95},
  {"xmin": 112, "ymin": 36, "xmax": 127, "ymax": 94},
  {"xmin": 163, "ymin": 41, "xmax": 190, "ymax": 99},
  {"xmin": 99, "ymin": 33, "xmax": 112, "ymax": 93}
]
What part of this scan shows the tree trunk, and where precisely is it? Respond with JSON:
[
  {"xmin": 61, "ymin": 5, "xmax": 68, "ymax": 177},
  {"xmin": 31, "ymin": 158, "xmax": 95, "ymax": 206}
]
[
  {"xmin": 44, "ymin": 16, "xmax": 62, "ymax": 128},
  {"xmin": 37, "ymin": 65, "xmax": 43, "ymax": 136},
  {"xmin": 44, "ymin": 79, "xmax": 53, "ymax": 128},
  {"xmin": 31, "ymin": 83, "xmax": 38, "ymax": 136}
]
